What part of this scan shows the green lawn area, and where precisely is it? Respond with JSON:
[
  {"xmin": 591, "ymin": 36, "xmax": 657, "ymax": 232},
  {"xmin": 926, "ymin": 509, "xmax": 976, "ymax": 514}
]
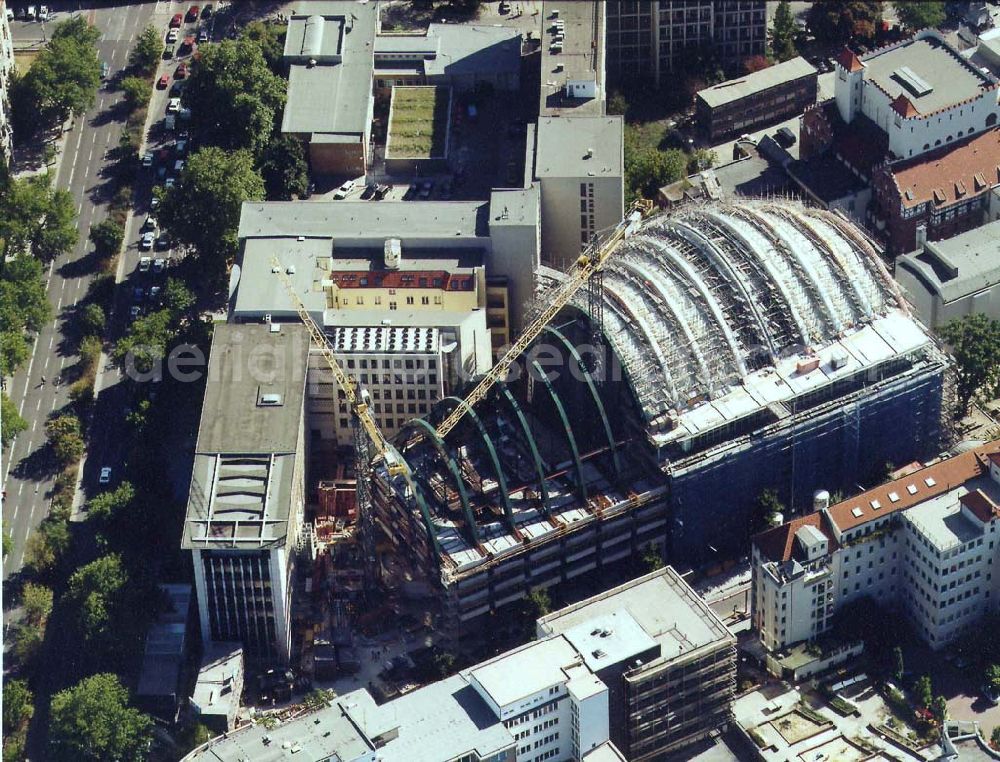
[{"xmin": 386, "ymin": 86, "xmax": 450, "ymax": 159}]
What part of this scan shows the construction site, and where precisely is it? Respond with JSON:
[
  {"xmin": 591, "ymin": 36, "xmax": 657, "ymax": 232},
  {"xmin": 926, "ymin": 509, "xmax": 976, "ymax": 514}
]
[{"xmin": 365, "ymin": 199, "xmax": 950, "ymax": 626}]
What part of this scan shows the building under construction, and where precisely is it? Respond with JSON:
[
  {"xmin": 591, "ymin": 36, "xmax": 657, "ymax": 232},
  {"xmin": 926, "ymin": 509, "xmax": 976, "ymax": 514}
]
[{"xmin": 371, "ymin": 200, "xmax": 950, "ymax": 624}]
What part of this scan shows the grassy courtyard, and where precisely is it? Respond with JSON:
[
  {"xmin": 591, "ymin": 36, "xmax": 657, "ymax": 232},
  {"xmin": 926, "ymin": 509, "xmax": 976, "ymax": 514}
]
[{"xmin": 386, "ymin": 86, "xmax": 450, "ymax": 159}]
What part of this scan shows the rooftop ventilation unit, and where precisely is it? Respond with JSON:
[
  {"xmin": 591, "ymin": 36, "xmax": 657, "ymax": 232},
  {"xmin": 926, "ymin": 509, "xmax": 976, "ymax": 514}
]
[
  {"xmin": 259, "ymin": 393, "xmax": 283, "ymax": 407},
  {"xmin": 893, "ymin": 66, "xmax": 933, "ymax": 97}
]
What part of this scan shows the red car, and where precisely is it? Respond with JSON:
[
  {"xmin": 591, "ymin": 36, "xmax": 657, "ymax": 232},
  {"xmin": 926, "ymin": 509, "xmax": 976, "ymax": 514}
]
[
  {"xmin": 185, "ymin": 5, "xmax": 199, "ymax": 22},
  {"xmin": 175, "ymin": 63, "xmax": 188, "ymax": 79},
  {"xmin": 169, "ymin": 13, "xmax": 182, "ymax": 28},
  {"xmin": 157, "ymin": 74, "xmax": 169, "ymax": 89}
]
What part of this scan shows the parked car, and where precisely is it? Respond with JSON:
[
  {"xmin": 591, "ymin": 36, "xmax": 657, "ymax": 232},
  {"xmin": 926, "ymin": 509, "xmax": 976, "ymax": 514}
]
[
  {"xmin": 167, "ymin": 27, "xmax": 179, "ymax": 43},
  {"xmin": 26, "ymin": 6, "xmax": 36, "ymax": 22},
  {"xmin": 133, "ymin": 286, "xmax": 145, "ymax": 302},
  {"xmin": 374, "ymin": 183, "xmax": 390, "ymax": 200},
  {"xmin": 138, "ymin": 256, "xmax": 152, "ymax": 272},
  {"xmin": 775, "ymin": 126, "xmax": 797, "ymax": 148},
  {"xmin": 139, "ymin": 232, "xmax": 155, "ymax": 251},
  {"xmin": 38, "ymin": 5, "xmax": 47, "ymax": 21},
  {"xmin": 198, "ymin": 28, "xmax": 208, "ymax": 43},
  {"xmin": 153, "ymin": 258, "xmax": 167, "ymax": 274},
  {"xmin": 175, "ymin": 63, "xmax": 188, "ymax": 79},
  {"xmin": 419, "ymin": 180, "xmax": 433, "ymax": 199},
  {"xmin": 333, "ymin": 180, "xmax": 355, "ymax": 200},
  {"xmin": 984, "ymin": 684, "xmax": 1000, "ymax": 706},
  {"xmin": 186, "ymin": 5, "xmax": 199, "ymax": 22},
  {"xmin": 165, "ymin": 177, "xmax": 176, "ymax": 189},
  {"xmin": 170, "ymin": 81, "xmax": 184, "ymax": 97},
  {"xmin": 174, "ymin": 139, "xmax": 188, "ymax": 155},
  {"xmin": 149, "ymin": 285, "xmax": 162, "ymax": 300},
  {"xmin": 141, "ymin": 151, "xmax": 154, "ymax": 168},
  {"xmin": 360, "ymin": 182, "xmax": 377, "ymax": 200},
  {"xmin": 155, "ymin": 233, "xmax": 170, "ymax": 251},
  {"xmin": 150, "ymin": 196, "xmax": 160, "ymax": 211},
  {"xmin": 100, "ymin": 61, "xmax": 110, "ymax": 79},
  {"xmin": 167, "ymin": 97, "xmax": 181, "ymax": 113},
  {"xmin": 170, "ymin": 12, "xmax": 182, "ymax": 28},
  {"xmin": 202, "ymin": 3, "xmax": 213, "ymax": 18},
  {"xmin": 99, "ymin": 466, "xmax": 112, "ymax": 485},
  {"xmin": 141, "ymin": 214, "xmax": 157, "ymax": 232},
  {"xmin": 157, "ymin": 73, "xmax": 170, "ymax": 89},
  {"xmin": 405, "ymin": 182, "xmax": 418, "ymax": 200},
  {"xmin": 174, "ymin": 159, "xmax": 185, "ymax": 173},
  {"xmin": 129, "ymin": 305, "xmax": 141, "ymax": 320},
  {"xmin": 181, "ymin": 35, "xmax": 195, "ymax": 52}
]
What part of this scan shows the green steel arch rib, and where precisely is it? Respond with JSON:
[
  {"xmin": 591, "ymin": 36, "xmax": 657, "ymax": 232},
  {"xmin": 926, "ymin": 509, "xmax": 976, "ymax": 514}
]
[
  {"xmin": 442, "ymin": 396, "xmax": 516, "ymax": 534},
  {"xmin": 401, "ymin": 418, "xmax": 480, "ymax": 546},
  {"xmin": 541, "ymin": 326, "xmax": 622, "ymax": 482},
  {"xmin": 531, "ymin": 360, "xmax": 588, "ymax": 505},
  {"xmin": 384, "ymin": 443, "xmax": 442, "ymax": 565},
  {"xmin": 496, "ymin": 382, "xmax": 552, "ymax": 516}
]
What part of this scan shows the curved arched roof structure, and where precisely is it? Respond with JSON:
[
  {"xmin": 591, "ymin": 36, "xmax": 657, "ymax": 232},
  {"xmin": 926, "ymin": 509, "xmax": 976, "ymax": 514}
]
[{"xmin": 575, "ymin": 201, "xmax": 904, "ymax": 426}]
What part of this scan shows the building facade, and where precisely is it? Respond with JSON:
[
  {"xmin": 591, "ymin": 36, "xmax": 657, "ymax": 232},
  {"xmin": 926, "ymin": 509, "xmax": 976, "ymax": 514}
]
[
  {"xmin": 752, "ymin": 442, "xmax": 1000, "ymax": 653},
  {"xmin": 695, "ymin": 57, "xmax": 817, "ymax": 140},
  {"xmin": 605, "ymin": 0, "xmax": 767, "ymax": 87},
  {"xmin": 184, "ymin": 568, "xmax": 731, "ymax": 762},
  {"xmin": 0, "ymin": 0, "xmax": 13, "ymax": 162},
  {"xmin": 183, "ymin": 324, "xmax": 310, "ymax": 663}
]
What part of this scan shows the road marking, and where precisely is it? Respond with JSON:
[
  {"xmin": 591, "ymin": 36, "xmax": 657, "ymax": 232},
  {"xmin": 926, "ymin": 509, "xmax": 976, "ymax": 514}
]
[
  {"xmin": 35, "ymin": 398, "xmax": 41, "ymax": 412},
  {"xmin": 78, "ymin": 201, "xmax": 83, "ymax": 216},
  {"xmin": 31, "ymin": 419, "xmax": 37, "ymax": 433},
  {"xmin": 56, "ymin": 295, "xmax": 63, "ymax": 311},
  {"xmin": 48, "ymin": 336, "xmax": 53, "ymax": 350},
  {"xmin": 17, "ymin": 352, "xmax": 35, "ymax": 416}
]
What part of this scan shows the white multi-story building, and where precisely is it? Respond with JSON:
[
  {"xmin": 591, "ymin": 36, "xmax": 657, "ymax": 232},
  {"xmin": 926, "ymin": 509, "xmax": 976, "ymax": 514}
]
[
  {"xmin": 833, "ymin": 30, "xmax": 1000, "ymax": 162},
  {"xmin": 753, "ymin": 441, "xmax": 1000, "ymax": 653},
  {"xmin": 0, "ymin": 0, "xmax": 14, "ymax": 162},
  {"xmin": 184, "ymin": 568, "xmax": 734, "ymax": 762}
]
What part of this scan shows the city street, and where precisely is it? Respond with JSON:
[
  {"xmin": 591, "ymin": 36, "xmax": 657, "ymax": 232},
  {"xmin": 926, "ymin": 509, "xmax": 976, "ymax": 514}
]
[{"xmin": 1, "ymin": 1, "xmax": 160, "ymax": 578}]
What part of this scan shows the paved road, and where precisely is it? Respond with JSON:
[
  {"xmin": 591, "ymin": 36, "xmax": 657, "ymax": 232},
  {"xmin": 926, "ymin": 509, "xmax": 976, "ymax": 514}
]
[{"xmin": 2, "ymin": 1, "xmax": 158, "ymax": 579}]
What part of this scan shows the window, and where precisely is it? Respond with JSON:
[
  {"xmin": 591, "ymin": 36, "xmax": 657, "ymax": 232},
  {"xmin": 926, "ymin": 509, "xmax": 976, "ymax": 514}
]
[
  {"xmin": 389, "ymin": 301, "xmax": 397, "ymax": 310},
  {"xmin": 406, "ymin": 296, "xmax": 414, "ymax": 305},
  {"xmin": 421, "ymin": 296, "xmax": 429, "ymax": 305}
]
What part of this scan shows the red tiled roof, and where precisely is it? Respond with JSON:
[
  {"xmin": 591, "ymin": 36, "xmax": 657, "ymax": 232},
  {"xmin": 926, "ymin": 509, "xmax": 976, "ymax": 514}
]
[
  {"xmin": 960, "ymin": 489, "xmax": 999, "ymax": 523},
  {"xmin": 890, "ymin": 128, "xmax": 1000, "ymax": 209},
  {"xmin": 754, "ymin": 440, "xmax": 1000, "ymax": 562},
  {"xmin": 891, "ymin": 94, "xmax": 919, "ymax": 118},
  {"xmin": 836, "ymin": 47, "xmax": 864, "ymax": 73},
  {"xmin": 327, "ymin": 270, "xmax": 475, "ymax": 290},
  {"xmin": 989, "ymin": 453, "xmax": 1000, "ymax": 468},
  {"xmin": 754, "ymin": 513, "xmax": 838, "ymax": 564}
]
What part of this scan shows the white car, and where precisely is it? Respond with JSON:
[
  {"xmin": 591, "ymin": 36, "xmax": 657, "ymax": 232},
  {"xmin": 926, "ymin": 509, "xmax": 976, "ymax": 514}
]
[
  {"xmin": 166, "ymin": 97, "xmax": 181, "ymax": 113},
  {"xmin": 129, "ymin": 305, "xmax": 141, "ymax": 320},
  {"xmin": 164, "ymin": 177, "xmax": 176, "ymax": 189},
  {"xmin": 153, "ymin": 258, "xmax": 166, "ymax": 274},
  {"xmin": 166, "ymin": 28, "xmax": 179, "ymax": 43},
  {"xmin": 99, "ymin": 467, "xmax": 112, "ymax": 485},
  {"xmin": 333, "ymin": 180, "xmax": 355, "ymax": 200},
  {"xmin": 139, "ymin": 231, "xmax": 156, "ymax": 250},
  {"xmin": 38, "ymin": 5, "xmax": 48, "ymax": 21}
]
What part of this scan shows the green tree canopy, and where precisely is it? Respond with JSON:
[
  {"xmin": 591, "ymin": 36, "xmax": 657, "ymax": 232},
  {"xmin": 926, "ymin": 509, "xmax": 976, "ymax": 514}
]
[
  {"xmin": 11, "ymin": 17, "xmax": 101, "ymax": 133},
  {"xmin": 2, "ymin": 679, "xmax": 34, "ymax": 737},
  {"xmin": 986, "ymin": 664, "xmax": 1000, "ymax": 692},
  {"xmin": 258, "ymin": 135, "xmax": 309, "ymax": 200},
  {"xmin": 624, "ymin": 145, "xmax": 687, "ymax": 201},
  {"xmin": 939, "ymin": 314, "xmax": 1000, "ymax": 411},
  {"xmin": 120, "ymin": 76, "xmax": 151, "ymax": 112},
  {"xmin": 49, "ymin": 673, "xmax": 153, "ymax": 762},
  {"xmin": 113, "ymin": 309, "xmax": 174, "ymax": 374},
  {"xmin": 129, "ymin": 25, "xmax": 163, "ymax": 75},
  {"xmin": 240, "ymin": 20, "xmax": 286, "ymax": 73},
  {"xmin": 894, "ymin": 1, "xmax": 945, "ymax": 30},
  {"xmin": 807, "ymin": 1, "xmax": 881, "ymax": 45},
  {"xmin": 0, "ymin": 173, "xmax": 78, "ymax": 261},
  {"xmin": 913, "ymin": 675, "xmax": 933, "ymax": 709},
  {"xmin": 158, "ymin": 147, "xmax": 264, "ymax": 273},
  {"xmin": 182, "ymin": 38, "xmax": 286, "ymax": 156},
  {"xmin": 45, "ymin": 413, "xmax": 85, "ymax": 465},
  {"xmin": 81, "ymin": 303, "xmax": 107, "ymax": 336},
  {"xmin": 87, "ymin": 482, "xmax": 135, "ymax": 523},
  {"xmin": 771, "ymin": 0, "xmax": 798, "ymax": 61},
  {"xmin": 66, "ymin": 554, "xmax": 128, "ymax": 648},
  {"xmin": 89, "ymin": 218, "xmax": 125, "ymax": 259},
  {"xmin": 1, "ymin": 392, "xmax": 27, "ymax": 447},
  {"xmin": 21, "ymin": 582, "xmax": 54, "ymax": 627}
]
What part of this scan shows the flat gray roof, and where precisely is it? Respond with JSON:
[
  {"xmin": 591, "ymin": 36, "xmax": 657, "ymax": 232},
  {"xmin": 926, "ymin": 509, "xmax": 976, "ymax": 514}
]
[
  {"xmin": 583, "ymin": 742, "xmax": 629, "ymax": 762},
  {"xmin": 896, "ymin": 218, "xmax": 1000, "ymax": 303},
  {"xmin": 238, "ymin": 200, "xmax": 489, "ymax": 240},
  {"xmin": 861, "ymin": 35, "xmax": 992, "ymax": 115},
  {"xmin": 697, "ymin": 56, "xmax": 816, "ymax": 108},
  {"xmin": 535, "ymin": 115, "xmax": 623, "ymax": 178},
  {"xmin": 183, "ymin": 324, "xmax": 308, "ymax": 550},
  {"xmin": 424, "ymin": 23, "xmax": 521, "ymax": 79},
  {"xmin": 540, "ymin": 0, "xmax": 606, "ymax": 116},
  {"xmin": 192, "ymin": 644, "xmax": 242, "ymax": 720},
  {"xmin": 281, "ymin": 2, "xmax": 377, "ymax": 137},
  {"xmin": 469, "ymin": 637, "xmax": 578, "ymax": 707},
  {"xmin": 537, "ymin": 567, "xmax": 734, "ymax": 664},
  {"xmin": 489, "ymin": 186, "xmax": 539, "ymax": 227}
]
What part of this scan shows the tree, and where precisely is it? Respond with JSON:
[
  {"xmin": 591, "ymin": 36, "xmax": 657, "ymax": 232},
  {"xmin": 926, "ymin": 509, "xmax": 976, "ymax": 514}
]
[
  {"xmin": 22, "ymin": 582, "xmax": 54, "ymax": 627},
  {"xmin": 750, "ymin": 488, "xmax": 784, "ymax": 537},
  {"xmin": 743, "ymin": 54, "xmax": 772, "ymax": 74},
  {"xmin": 2, "ymin": 521, "xmax": 11, "ymax": 557},
  {"xmin": 430, "ymin": 650, "xmax": 456, "ymax": 679},
  {"xmin": 182, "ymin": 38, "xmax": 286, "ymax": 156},
  {"xmin": 2, "ymin": 392, "xmax": 27, "ymax": 447},
  {"xmin": 986, "ymin": 664, "xmax": 1000, "ymax": 693},
  {"xmin": 49, "ymin": 673, "xmax": 153, "ymax": 762},
  {"xmin": 3, "ymin": 679, "xmax": 34, "ymax": 737},
  {"xmin": 893, "ymin": 645, "xmax": 905, "ymax": 681},
  {"xmin": 894, "ymin": 1, "xmax": 945, "ymax": 30},
  {"xmin": 525, "ymin": 587, "xmax": 551, "ymax": 618},
  {"xmin": 89, "ymin": 218, "xmax": 125, "ymax": 259},
  {"xmin": 688, "ymin": 148, "xmax": 717, "ymax": 173},
  {"xmin": 258, "ymin": 135, "xmax": 309, "ymax": 200},
  {"xmin": 939, "ymin": 314, "xmax": 1000, "ymax": 411},
  {"xmin": 913, "ymin": 675, "xmax": 933, "ymax": 709},
  {"xmin": 0, "ymin": 173, "xmax": 78, "ymax": 262},
  {"xmin": 66, "ymin": 554, "xmax": 128, "ymax": 648},
  {"xmin": 81, "ymin": 303, "xmax": 107, "ymax": 336},
  {"xmin": 240, "ymin": 20, "xmax": 286, "ymax": 73},
  {"xmin": 33, "ymin": 187, "xmax": 77, "ymax": 261},
  {"xmin": 158, "ymin": 147, "xmax": 264, "ymax": 273},
  {"xmin": 770, "ymin": 0, "xmax": 798, "ymax": 61},
  {"xmin": 625, "ymin": 146, "xmax": 688, "ymax": 200},
  {"xmin": 10, "ymin": 18, "xmax": 101, "ymax": 133},
  {"xmin": 807, "ymin": 1, "xmax": 881, "ymax": 45},
  {"xmin": 932, "ymin": 694, "xmax": 948, "ymax": 724},
  {"xmin": 87, "ymin": 481, "xmax": 135, "ymax": 523},
  {"xmin": 129, "ymin": 25, "xmax": 163, "ymax": 74},
  {"xmin": 12, "ymin": 623, "xmax": 43, "ymax": 665},
  {"xmin": 120, "ymin": 76, "xmax": 151, "ymax": 112},
  {"xmin": 164, "ymin": 277, "xmax": 196, "ymax": 317},
  {"xmin": 641, "ymin": 546, "xmax": 665, "ymax": 573},
  {"xmin": 113, "ymin": 309, "xmax": 175, "ymax": 374},
  {"xmin": 46, "ymin": 413, "xmax": 85, "ymax": 465}
]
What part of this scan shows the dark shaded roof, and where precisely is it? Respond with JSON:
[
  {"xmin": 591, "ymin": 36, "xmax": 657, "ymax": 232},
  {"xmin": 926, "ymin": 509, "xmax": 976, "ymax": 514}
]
[{"xmin": 788, "ymin": 152, "xmax": 867, "ymax": 203}]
